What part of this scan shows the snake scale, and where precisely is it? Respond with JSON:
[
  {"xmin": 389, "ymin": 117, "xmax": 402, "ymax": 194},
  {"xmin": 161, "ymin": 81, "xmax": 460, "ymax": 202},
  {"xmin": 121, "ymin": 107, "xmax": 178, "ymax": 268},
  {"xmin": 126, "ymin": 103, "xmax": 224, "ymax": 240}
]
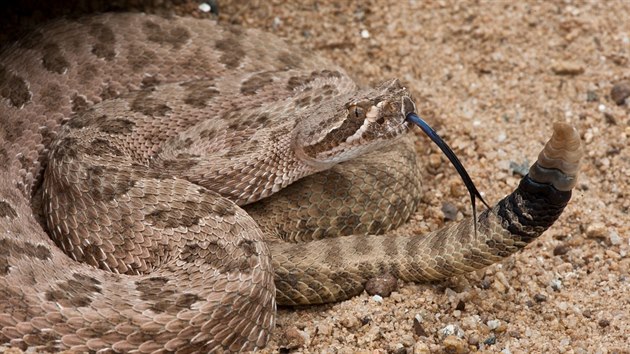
[{"xmin": 0, "ymin": 13, "xmax": 583, "ymax": 352}]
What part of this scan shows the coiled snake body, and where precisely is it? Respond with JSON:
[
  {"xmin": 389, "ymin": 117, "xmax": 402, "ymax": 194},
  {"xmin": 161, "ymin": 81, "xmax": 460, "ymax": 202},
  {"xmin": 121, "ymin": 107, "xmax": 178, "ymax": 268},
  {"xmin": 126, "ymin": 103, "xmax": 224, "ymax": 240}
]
[{"xmin": 0, "ymin": 13, "xmax": 582, "ymax": 352}]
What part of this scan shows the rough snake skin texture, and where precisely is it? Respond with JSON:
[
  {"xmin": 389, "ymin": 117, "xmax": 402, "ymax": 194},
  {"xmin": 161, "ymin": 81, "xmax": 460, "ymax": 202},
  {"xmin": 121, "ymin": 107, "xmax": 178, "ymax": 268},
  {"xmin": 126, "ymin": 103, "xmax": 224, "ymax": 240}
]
[{"xmin": 0, "ymin": 13, "xmax": 583, "ymax": 352}]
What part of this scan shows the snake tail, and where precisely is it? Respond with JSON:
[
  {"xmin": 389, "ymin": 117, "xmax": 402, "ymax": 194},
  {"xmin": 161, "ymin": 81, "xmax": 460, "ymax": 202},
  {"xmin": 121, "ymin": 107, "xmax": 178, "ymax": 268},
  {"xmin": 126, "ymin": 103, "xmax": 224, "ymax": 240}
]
[{"xmin": 272, "ymin": 122, "xmax": 583, "ymax": 305}]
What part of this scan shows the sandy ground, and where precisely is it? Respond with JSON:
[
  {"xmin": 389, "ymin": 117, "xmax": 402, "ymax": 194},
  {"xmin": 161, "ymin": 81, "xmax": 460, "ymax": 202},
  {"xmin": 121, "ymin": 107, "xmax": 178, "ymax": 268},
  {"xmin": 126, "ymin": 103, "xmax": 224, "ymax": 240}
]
[
  {"xmin": 1, "ymin": 0, "xmax": 628, "ymax": 353},
  {"xmin": 219, "ymin": 1, "xmax": 629, "ymax": 353}
]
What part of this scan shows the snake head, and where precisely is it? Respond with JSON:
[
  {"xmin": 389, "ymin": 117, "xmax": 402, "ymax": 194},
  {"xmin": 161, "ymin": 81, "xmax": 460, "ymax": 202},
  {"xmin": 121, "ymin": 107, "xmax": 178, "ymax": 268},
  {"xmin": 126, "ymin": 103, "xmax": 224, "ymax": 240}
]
[{"xmin": 296, "ymin": 79, "xmax": 415, "ymax": 166}]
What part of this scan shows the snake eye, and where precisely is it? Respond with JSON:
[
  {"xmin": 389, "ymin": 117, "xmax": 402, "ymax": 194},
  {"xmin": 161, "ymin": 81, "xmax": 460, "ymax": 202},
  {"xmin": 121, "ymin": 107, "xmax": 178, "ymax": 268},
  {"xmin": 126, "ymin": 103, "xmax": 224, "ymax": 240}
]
[{"xmin": 352, "ymin": 105, "xmax": 365, "ymax": 119}]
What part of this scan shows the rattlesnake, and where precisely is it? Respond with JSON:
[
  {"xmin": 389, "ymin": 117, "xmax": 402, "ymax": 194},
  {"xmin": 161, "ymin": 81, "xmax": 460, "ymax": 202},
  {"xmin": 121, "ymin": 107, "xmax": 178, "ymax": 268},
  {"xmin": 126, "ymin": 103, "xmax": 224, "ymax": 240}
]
[{"xmin": 0, "ymin": 13, "xmax": 583, "ymax": 352}]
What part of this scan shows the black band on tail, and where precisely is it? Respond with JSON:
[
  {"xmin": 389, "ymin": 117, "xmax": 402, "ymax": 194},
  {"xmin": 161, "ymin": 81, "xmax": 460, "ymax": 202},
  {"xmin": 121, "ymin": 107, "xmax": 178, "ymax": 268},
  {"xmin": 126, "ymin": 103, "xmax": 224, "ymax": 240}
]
[{"xmin": 495, "ymin": 175, "xmax": 572, "ymax": 244}]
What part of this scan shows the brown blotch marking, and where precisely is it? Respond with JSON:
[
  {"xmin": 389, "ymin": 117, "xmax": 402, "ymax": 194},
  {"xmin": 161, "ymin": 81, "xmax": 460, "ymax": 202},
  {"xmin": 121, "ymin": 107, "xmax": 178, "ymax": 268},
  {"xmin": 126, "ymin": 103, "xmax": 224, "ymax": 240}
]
[
  {"xmin": 39, "ymin": 127, "xmax": 55, "ymax": 150},
  {"xmin": 99, "ymin": 83, "xmax": 121, "ymax": 100},
  {"xmin": 67, "ymin": 112, "xmax": 99, "ymax": 129},
  {"xmin": 130, "ymin": 90, "xmax": 172, "ymax": 117},
  {"xmin": 287, "ymin": 70, "xmax": 343, "ymax": 91},
  {"xmin": 0, "ymin": 257, "xmax": 9, "ymax": 276},
  {"xmin": 336, "ymin": 212, "xmax": 362, "ymax": 236},
  {"xmin": 213, "ymin": 199, "xmax": 236, "ymax": 217},
  {"xmin": 141, "ymin": 74, "xmax": 160, "ymax": 88},
  {"xmin": 17, "ymin": 153, "xmax": 33, "ymax": 173},
  {"xmin": 0, "ymin": 239, "xmax": 51, "ymax": 262},
  {"xmin": 232, "ymin": 239, "xmax": 259, "ymax": 273},
  {"xmin": 175, "ymin": 293, "xmax": 200, "ymax": 309},
  {"xmin": 142, "ymin": 20, "xmax": 191, "ymax": 50},
  {"xmin": 86, "ymin": 23, "xmax": 115, "ymax": 60},
  {"xmin": 256, "ymin": 114, "xmax": 270, "ymax": 126},
  {"xmin": 22, "ymin": 328, "xmax": 61, "ymax": 349},
  {"xmin": 71, "ymin": 94, "xmax": 90, "ymax": 114},
  {"xmin": 199, "ymin": 128, "xmax": 217, "ymax": 140},
  {"xmin": 240, "ymin": 72, "xmax": 274, "ymax": 95},
  {"xmin": 180, "ymin": 80, "xmax": 219, "ymax": 108},
  {"xmin": 42, "ymin": 42, "xmax": 70, "ymax": 74},
  {"xmin": 151, "ymin": 292, "xmax": 201, "ymax": 315},
  {"xmin": 89, "ymin": 138, "xmax": 123, "ymax": 157},
  {"xmin": 277, "ymin": 51, "xmax": 302, "ymax": 69},
  {"xmin": 44, "ymin": 274, "xmax": 101, "ymax": 307},
  {"xmin": 323, "ymin": 241, "xmax": 344, "ymax": 268},
  {"xmin": 0, "ymin": 201, "xmax": 17, "ymax": 218},
  {"xmin": 238, "ymin": 239, "xmax": 257, "ymax": 257},
  {"xmin": 168, "ymin": 137, "xmax": 195, "ymax": 151},
  {"xmin": 182, "ymin": 240, "xmax": 255, "ymax": 273},
  {"xmin": 215, "ymin": 34, "xmax": 245, "ymax": 69},
  {"xmin": 287, "ymin": 76, "xmax": 309, "ymax": 91},
  {"xmin": 294, "ymin": 96, "xmax": 311, "ymax": 108},
  {"xmin": 135, "ymin": 276, "xmax": 179, "ymax": 313},
  {"xmin": 146, "ymin": 201, "xmax": 205, "ymax": 229},
  {"xmin": 368, "ymin": 219, "xmax": 384, "ymax": 234},
  {"xmin": 85, "ymin": 165, "xmax": 136, "ymax": 201},
  {"xmin": 312, "ymin": 95, "xmax": 323, "ymax": 104},
  {"xmin": 39, "ymin": 83, "xmax": 64, "ymax": 112},
  {"xmin": 0, "ymin": 238, "xmax": 52, "ymax": 275},
  {"xmin": 98, "ymin": 118, "xmax": 136, "ymax": 134},
  {"xmin": 0, "ymin": 147, "xmax": 8, "ymax": 169},
  {"xmin": 128, "ymin": 44, "xmax": 158, "ymax": 72},
  {"xmin": 52, "ymin": 137, "xmax": 79, "ymax": 160},
  {"xmin": 0, "ymin": 64, "xmax": 32, "ymax": 107},
  {"xmin": 354, "ymin": 235, "xmax": 374, "ymax": 256}
]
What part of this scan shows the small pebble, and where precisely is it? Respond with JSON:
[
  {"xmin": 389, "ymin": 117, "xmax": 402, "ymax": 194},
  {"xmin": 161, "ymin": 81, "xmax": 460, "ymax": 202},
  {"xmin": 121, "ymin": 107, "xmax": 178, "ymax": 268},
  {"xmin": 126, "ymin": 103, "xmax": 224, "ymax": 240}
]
[
  {"xmin": 603, "ymin": 112, "xmax": 617, "ymax": 125},
  {"xmin": 413, "ymin": 341, "xmax": 431, "ymax": 354},
  {"xmin": 391, "ymin": 343, "xmax": 406, "ymax": 354},
  {"xmin": 360, "ymin": 29, "xmax": 370, "ymax": 39},
  {"xmin": 455, "ymin": 300, "xmax": 466, "ymax": 311},
  {"xmin": 586, "ymin": 90, "xmax": 599, "ymax": 102},
  {"xmin": 429, "ymin": 153, "xmax": 442, "ymax": 168},
  {"xmin": 282, "ymin": 327, "xmax": 307, "ymax": 349},
  {"xmin": 317, "ymin": 324, "xmax": 332, "ymax": 336},
  {"xmin": 598, "ymin": 319, "xmax": 610, "ymax": 328},
  {"xmin": 484, "ymin": 335, "xmax": 497, "ymax": 345},
  {"xmin": 552, "ymin": 61, "xmax": 585, "ymax": 75},
  {"xmin": 341, "ymin": 315, "xmax": 360, "ymax": 329},
  {"xmin": 550, "ymin": 278, "xmax": 563, "ymax": 291},
  {"xmin": 609, "ymin": 230, "xmax": 621, "ymax": 245},
  {"xmin": 534, "ymin": 293, "xmax": 548, "ymax": 302},
  {"xmin": 413, "ymin": 317, "xmax": 428, "ymax": 336},
  {"xmin": 198, "ymin": 3, "xmax": 212, "ymax": 12},
  {"xmin": 558, "ymin": 301, "xmax": 569, "ymax": 311},
  {"xmin": 468, "ymin": 335, "xmax": 479, "ymax": 346},
  {"xmin": 440, "ymin": 324, "xmax": 465, "ymax": 338},
  {"xmin": 442, "ymin": 335, "xmax": 468, "ymax": 354},
  {"xmin": 365, "ymin": 273, "xmax": 398, "ymax": 297},
  {"xmin": 371, "ymin": 294, "xmax": 384, "ymax": 303},
  {"xmin": 487, "ymin": 319, "xmax": 501, "ymax": 330},
  {"xmin": 441, "ymin": 202, "xmax": 459, "ymax": 221},
  {"xmin": 553, "ymin": 244, "xmax": 570, "ymax": 256},
  {"xmin": 509, "ymin": 160, "xmax": 529, "ymax": 177},
  {"xmin": 610, "ymin": 80, "xmax": 630, "ymax": 105},
  {"xmin": 586, "ymin": 222, "xmax": 607, "ymax": 239}
]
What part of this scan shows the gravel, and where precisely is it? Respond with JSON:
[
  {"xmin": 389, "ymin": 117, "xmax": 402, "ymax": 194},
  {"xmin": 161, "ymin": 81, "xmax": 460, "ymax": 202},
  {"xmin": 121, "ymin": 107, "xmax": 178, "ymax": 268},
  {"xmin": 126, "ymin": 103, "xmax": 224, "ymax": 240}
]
[{"xmin": 1, "ymin": 1, "xmax": 628, "ymax": 353}]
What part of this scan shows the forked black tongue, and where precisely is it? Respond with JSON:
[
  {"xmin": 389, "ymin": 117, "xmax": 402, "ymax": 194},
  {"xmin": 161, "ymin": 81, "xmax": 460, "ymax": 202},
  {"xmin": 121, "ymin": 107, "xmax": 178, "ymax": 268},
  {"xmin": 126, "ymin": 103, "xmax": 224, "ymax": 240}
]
[{"xmin": 406, "ymin": 113, "xmax": 490, "ymax": 231}]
